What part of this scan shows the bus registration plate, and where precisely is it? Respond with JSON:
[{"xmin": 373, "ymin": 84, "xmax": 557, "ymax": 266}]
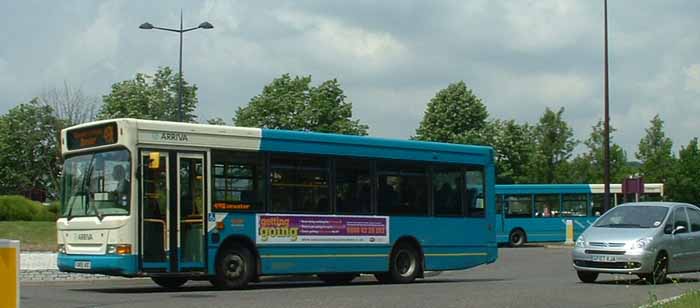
[
  {"xmin": 591, "ymin": 255, "xmax": 616, "ymax": 263},
  {"xmin": 75, "ymin": 261, "xmax": 91, "ymax": 269}
]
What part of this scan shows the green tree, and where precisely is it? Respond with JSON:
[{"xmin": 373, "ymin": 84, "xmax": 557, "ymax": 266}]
[
  {"xmin": 636, "ymin": 114, "xmax": 674, "ymax": 183},
  {"xmin": 569, "ymin": 120, "xmax": 629, "ymax": 183},
  {"xmin": 414, "ymin": 81, "xmax": 488, "ymax": 144},
  {"xmin": 0, "ymin": 99, "xmax": 63, "ymax": 197},
  {"xmin": 234, "ymin": 74, "xmax": 368, "ymax": 135},
  {"xmin": 667, "ymin": 138, "xmax": 700, "ymax": 203},
  {"xmin": 98, "ymin": 66, "xmax": 198, "ymax": 122},
  {"xmin": 479, "ymin": 120, "xmax": 535, "ymax": 183},
  {"xmin": 529, "ymin": 107, "xmax": 577, "ymax": 183}
]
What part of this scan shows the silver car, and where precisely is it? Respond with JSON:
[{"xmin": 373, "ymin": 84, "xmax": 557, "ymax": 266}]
[{"xmin": 572, "ymin": 202, "xmax": 700, "ymax": 284}]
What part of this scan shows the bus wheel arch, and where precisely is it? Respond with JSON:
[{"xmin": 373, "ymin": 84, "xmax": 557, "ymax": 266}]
[
  {"xmin": 377, "ymin": 236, "xmax": 424, "ymax": 283},
  {"xmin": 508, "ymin": 228, "xmax": 526, "ymax": 247},
  {"xmin": 211, "ymin": 235, "xmax": 260, "ymax": 289}
]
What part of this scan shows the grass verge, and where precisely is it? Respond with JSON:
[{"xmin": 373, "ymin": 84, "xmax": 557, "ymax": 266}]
[
  {"xmin": 0, "ymin": 221, "xmax": 56, "ymax": 251},
  {"xmin": 648, "ymin": 289, "xmax": 700, "ymax": 308}
]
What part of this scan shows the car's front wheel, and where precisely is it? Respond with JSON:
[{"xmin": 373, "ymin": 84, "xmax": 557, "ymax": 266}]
[{"xmin": 576, "ymin": 271, "xmax": 598, "ymax": 283}]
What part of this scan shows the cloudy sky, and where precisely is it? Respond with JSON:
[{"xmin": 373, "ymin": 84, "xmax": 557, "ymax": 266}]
[{"xmin": 1, "ymin": 1, "xmax": 699, "ymax": 157}]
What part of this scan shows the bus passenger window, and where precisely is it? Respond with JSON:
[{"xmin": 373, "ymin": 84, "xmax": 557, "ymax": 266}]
[
  {"xmin": 505, "ymin": 195, "xmax": 532, "ymax": 218},
  {"xmin": 270, "ymin": 155, "xmax": 330, "ymax": 213},
  {"xmin": 535, "ymin": 194, "xmax": 559, "ymax": 217},
  {"xmin": 211, "ymin": 151, "xmax": 264, "ymax": 212},
  {"xmin": 465, "ymin": 168, "xmax": 485, "ymax": 217},
  {"xmin": 562, "ymin": 194, "xmax": 587, "ymax": 217},
  {"xmin": 377, "ymin": 161, "xmax": 427, "ymax": 216},
  {"xmin": 335, "ymin": 159, "xmax": 371, "ymax": 214},
  {"xmin": 433, "ymin": 167, "xmax": 462, "ymax": 216}
]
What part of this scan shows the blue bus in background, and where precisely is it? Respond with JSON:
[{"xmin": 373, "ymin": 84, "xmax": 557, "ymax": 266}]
[
  {"xmin": 57, "ymin": 119, "xmax": 498, "ymax": 289},
  {"xmin": 495, "ymin": 183, "xmax": 664, "ymax": 246}
]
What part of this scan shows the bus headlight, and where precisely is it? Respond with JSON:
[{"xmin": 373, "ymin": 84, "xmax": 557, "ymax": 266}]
[
  {"xmin": 57, "ymin": 244, "xmax": 66, "ymax": 254},
  {"xmin": 107, "ymin": 244, "xmax": 132, "ymax": 255}
]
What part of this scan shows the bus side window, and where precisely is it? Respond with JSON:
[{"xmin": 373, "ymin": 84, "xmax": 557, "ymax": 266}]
[
  {"xmin": 335, "ymin": 158, "xmax": 372, "ymax": 215},
  {"xmin": 433, "ymin": 166, "xmax": 462, "ymax": 216},
  {"xmin": 376, "ymin": 161, "xmax": 428, "ymax": 216},
  {"xmin": 270, "ymin": 154, "xmax": 330, "ymax": 214},
  {"xmin": 505, "ymin": 195, "xmax": 532, "ymax": 218},
  {"xmin": 211, "ymin": 150, "xmax": 265, "ymax": 212},
  {"xmin": 465, "ymin": 168, "xmax": 485, "ymax": 217}
]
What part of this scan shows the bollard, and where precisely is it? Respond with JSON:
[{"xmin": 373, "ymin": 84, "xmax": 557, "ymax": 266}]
[
  {"xmin": 0, "ymin": 239, "xmax": 20, "ymax": 308},
  {"xmin": 564, "ymin": 220, "xmax": 574, "ymax": 245}
]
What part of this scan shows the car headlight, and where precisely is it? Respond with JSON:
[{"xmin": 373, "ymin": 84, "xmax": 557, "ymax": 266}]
[
  {"xmin": 633, "ymin": 237, "xmax": 653, "ymax": 249},
  {"xmin": 575, "ymin": 236, "xmax": 585, "ymax": 248}
]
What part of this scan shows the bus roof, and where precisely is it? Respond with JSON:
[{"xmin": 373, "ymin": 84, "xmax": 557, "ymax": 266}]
[
  {"xmin": 63, "ymin": 118, "xmax": 494, "ymax": 165},
  {"xmin": 260, "ymin": 128, "xmax": 493, "ymax": 165}
]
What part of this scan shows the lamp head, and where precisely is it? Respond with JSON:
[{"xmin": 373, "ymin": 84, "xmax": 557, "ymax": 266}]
[
  {"xmin": 139, "ymin": 22, "xmax": 154, "ymax": 30},
  {"xmin": 198, "ymin": 21, "xmax": 214, "ymax": 29}
]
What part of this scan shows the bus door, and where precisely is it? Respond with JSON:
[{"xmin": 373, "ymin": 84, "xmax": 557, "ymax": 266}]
[{"xmin": 140, "ymin": 151, "xmax": 206, "ymax": 272}]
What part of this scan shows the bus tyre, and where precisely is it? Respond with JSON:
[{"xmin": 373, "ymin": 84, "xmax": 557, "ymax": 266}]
[
  {"xmin": 576, "ymin": 271, "xmax": 598, "ymax": 283},
  {"xmin": 151, "ymin": 277, "xmax": 187, "ymax": 289},
  {"xmin": 318, "ymin": 273, "xmax": 357, "ymax": 284},
  {"xmin": 388, "ymin": 243, "xmax": 420, "ymax": 284},
  {"xmin": 212, "ymin": 244, "xmax": 255, "ymax": 290},
  {"xmin": 509, "ymin": 229, "xmax": 525, "ymax": 247}
]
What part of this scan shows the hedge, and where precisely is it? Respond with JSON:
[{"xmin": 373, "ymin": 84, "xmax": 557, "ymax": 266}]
[{"xmin": 0, "ymin": 195, "xmax": 57, "ymax": 221}]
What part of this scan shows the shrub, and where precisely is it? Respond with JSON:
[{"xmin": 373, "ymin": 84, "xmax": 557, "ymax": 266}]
[{"xmin": 0, "ymin": 195, "xmax": 55, "ymax": 221}]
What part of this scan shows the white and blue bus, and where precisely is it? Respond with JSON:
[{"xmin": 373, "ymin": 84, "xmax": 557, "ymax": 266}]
[
  {"xmin": 495, "ymin": 183, "xmax": 664, "ymax": 246},
  {"xmin": 57, "ymin": 119, "xmax": 497, "ymax": 289}
]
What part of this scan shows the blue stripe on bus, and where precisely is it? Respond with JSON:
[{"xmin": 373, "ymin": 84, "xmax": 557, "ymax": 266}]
[
  {"xmin": 495, "ymin": 184, "xmax": 592, "ymax": 194},
  {"xmin": 260, "ymin": 129, "xmax": 494, "ymax": 165}
]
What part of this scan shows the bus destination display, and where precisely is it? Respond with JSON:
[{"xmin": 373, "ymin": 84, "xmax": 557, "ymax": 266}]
[{"xmin": 67, "ymin": 123, "xmax": 118, "ymax": 150}]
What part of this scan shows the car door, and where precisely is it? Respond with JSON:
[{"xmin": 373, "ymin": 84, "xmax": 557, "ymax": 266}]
[
  {"xmin": 669, "ymin": 207, "xmax": 692, "ymax": 272},
  {"xmin": 684, "ymin": 207, "xmax": 700, "ymax": 271}
]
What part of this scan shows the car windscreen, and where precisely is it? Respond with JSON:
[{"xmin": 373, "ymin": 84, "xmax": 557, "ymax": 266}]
[{"xmin": 593, "ymin": 206, "xmax": 669, "ymax": 228}]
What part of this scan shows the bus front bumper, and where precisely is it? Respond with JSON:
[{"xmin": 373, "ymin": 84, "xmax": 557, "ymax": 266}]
[{"xmin": 57, "ymin": 253, "xmax": 139, "ymax": 277}]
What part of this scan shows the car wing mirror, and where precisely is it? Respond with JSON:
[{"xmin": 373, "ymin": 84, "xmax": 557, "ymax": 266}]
[{"xmin": 672, "ymin": 225, "xmax": 687, "ymax": 235}]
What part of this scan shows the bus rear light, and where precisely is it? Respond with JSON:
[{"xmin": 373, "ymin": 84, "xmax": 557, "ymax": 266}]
[
  {"xmin": 107, "ymin": 244, "xmax": 132, "ymax": 255},
  {"xmin": 216, "ymin": 221, "xmax": 224, "ymax": 230}
]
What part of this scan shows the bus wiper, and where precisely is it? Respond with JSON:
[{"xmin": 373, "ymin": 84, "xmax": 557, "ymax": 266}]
[{"xmin": 82, "ymin": 154, "xmax": 104, "ymax": 220}]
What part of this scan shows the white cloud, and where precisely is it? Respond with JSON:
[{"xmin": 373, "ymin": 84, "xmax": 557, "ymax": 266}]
[
  {"xmin": 684, "ymin": 64, "xmax": 700, "ymax": 92},
  {"xmin": 273, "ymin": 9, "xmax": 407, "ymax": 70},
  {"xmin": 503, "ymin": 0, "xmax": 595, "ymax": 52}
]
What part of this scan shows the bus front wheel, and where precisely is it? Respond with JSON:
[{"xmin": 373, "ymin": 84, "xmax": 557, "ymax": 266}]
[
  {"xmin": 151, "ymin": 277, "xmax": 187, "ymax": 289},
  {"xmin": 212, "ymin": 244, "xmax": 255, "ymax": 290},
  {"xmin": 509, "ymin": 229, "xmax": 526, "ymax": 247}
]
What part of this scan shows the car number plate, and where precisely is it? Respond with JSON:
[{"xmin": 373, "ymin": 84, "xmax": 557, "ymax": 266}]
[
  {"xmin": 591, "ymin": 255, "xmax": 616, "ymax": 262},
  {"xmin": 75, "ymin": 261, "xmax": 92, "ymax": 269}
]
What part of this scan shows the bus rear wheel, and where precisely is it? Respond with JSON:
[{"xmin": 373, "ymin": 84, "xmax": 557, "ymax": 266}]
[
  {"xmin": 151, "ymin": 277, "xmax": 187, "ymax": 289},
  {"xmin": 318, "ymin": 273, "xmax": 357, "ymax": 284},
  {"xmin": 388, "ymin": 243, "xmax": 420, "ymax": 283},
  {"xmin": 211, "ymin": 244, "xmax": 255, "ymax": 290},
  {"xmin": 509, "ymin": 229, "xmax": 526, "ymax": 247}
]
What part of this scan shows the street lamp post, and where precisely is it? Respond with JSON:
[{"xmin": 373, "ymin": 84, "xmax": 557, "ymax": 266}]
[
  {"xmin": 140, "ymin": 11, "xmax": 213, "ymax": 122},
  {"xmin": 603, "ymin": 0, "xmax": 611, "ymax": 211}
]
